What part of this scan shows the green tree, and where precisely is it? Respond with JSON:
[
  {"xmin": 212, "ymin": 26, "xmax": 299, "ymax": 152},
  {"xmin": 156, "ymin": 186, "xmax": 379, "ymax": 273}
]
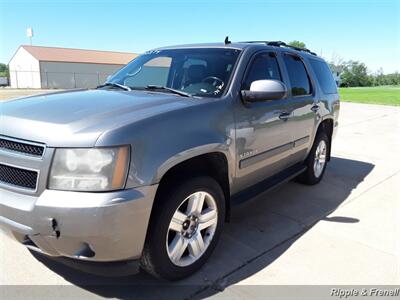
[
  {"xmin": 328, "ymin": 55, "xmax": 345, "ymax": 75},
  {"xmin": 0, "ymin": 63, "xmax": 9, "ymax": 77},
  {"xmin": 288, "ymin": 40, "xmax": 306, "ymax": 48},
  {"xmin": 340, "ymin": 61, "xmax": 372, "ymax": 87},
  {"xmin": 384, "ymin": 72, "xmax": 400, "ymax": 85},
  {"xmin": 373, "ymin": 68, "xmax": 385, "ymax": 86},
  {"xmin": 327, "ymin": 55, "xmax": 399, "ymax": 87}
]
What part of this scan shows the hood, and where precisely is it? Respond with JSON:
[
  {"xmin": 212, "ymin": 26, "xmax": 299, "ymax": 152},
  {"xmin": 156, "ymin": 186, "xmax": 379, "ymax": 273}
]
[{"xmin": 0, "ymin": 89, "xmax": 198, "ymax": 147}]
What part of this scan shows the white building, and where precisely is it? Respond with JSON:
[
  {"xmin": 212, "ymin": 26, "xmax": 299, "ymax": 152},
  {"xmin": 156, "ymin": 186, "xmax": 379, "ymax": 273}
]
[{"xmin": 9, "ymin": 45, "xmax": 137, "ymax": 89}]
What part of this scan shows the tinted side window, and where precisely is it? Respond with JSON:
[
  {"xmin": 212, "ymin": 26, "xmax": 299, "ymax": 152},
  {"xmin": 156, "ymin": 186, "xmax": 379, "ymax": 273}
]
[
  {"xmin": 243, "ymin": 53, "xmax": 281, "ymax": 90},
  {"xmin": 283, "ymin": 54, "xmax": 312, "ymax": 96},
  {"xmin": 309, "ymin": 59, "xmax": 338, "ymax": 94}
]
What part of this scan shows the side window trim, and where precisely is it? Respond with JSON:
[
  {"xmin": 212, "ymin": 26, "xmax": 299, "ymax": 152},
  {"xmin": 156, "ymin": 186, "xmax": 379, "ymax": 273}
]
[
  {"xmin": 282, "ymin": 52, "xmax": 315, "ymax": 98},
  {"xmin": 240, "ymin": 50, "xmax": 282, "ymax": 90}
]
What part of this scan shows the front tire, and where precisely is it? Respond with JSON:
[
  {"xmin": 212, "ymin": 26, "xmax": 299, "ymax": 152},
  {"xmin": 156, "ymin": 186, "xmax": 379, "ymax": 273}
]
[
  {"xmin": 297, "ymin": 132, "xmax": 329, "ymax": 185},
  {"xmin": 140, "ymin": 176, "xmax": 225, "ymax": 280}
]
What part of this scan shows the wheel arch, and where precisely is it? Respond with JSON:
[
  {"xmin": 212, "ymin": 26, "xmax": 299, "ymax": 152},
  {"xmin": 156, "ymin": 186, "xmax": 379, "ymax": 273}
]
[
  {"xmin": 315, "ymin": 117, "xmax": 334, "ymax": 161},
  {"xmin": 151, "ymin": 151, "xmax": 232, "ymax": 225}
]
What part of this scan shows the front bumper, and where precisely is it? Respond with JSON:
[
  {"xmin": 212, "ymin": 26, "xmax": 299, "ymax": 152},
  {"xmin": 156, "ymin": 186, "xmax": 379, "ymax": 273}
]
[{"xmin": 0, "ymin": 185, "xmax": 157, "ymax": 262}]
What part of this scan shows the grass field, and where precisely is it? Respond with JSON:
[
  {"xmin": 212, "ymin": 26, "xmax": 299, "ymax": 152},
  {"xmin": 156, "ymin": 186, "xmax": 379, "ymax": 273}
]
[{"xmin": 339, "ymin": 86, "xmax": 400, "ymax": 106}]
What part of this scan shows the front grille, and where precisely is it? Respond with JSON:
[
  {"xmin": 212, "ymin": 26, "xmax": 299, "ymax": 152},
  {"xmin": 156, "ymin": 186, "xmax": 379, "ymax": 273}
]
[
  {"xmin": 0, "ymin": 137, "xmax": 45, "ymax": 157},
  {"xmin": 0, "ymin": 163, "xmax": 38, "ymax": 190}
]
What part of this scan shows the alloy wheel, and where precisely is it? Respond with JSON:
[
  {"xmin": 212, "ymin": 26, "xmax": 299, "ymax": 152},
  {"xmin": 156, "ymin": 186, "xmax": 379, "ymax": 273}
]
[
  {"xmin": 166, "ymin": 191, "xmax": 218, "ymax": 267},
  {"xmin": 313, "ymin": 139, "xmax": 327, "ymax": 178}
]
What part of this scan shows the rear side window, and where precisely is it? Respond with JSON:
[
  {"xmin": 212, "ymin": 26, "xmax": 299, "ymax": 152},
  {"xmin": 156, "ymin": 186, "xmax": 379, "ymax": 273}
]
[
  {"xmin": 309, "ymin": 59, "xmax": 338, "ymax": 94},
  {"xmin": 283, "ymin": 54, "xmax": 312, "ymax": 96},
  {"xmin": 243, "ymin": 53, "xmax": 281, "ymax": 90}
]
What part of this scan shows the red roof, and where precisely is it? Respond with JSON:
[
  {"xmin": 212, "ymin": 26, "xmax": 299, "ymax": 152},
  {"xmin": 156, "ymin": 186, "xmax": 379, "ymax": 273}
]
[{"xmin": 20, "ymin": 45, "xmax": 138, "ymax": 65}]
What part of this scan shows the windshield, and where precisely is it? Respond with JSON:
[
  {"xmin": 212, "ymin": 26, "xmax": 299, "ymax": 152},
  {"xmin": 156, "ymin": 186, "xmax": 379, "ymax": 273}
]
[{"xmin": 108, "ymin": 48, "xmax": 241, "ymax": 97}]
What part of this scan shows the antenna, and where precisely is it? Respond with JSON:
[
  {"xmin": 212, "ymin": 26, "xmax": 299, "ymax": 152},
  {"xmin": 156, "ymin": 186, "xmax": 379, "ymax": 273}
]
[
  {"xmin": 26, "ymin": 27, "xmax": 34, "ymax": 45},
  {"xmin": 224, "ymin": 36, "xmax": 231, "ymax": 45}
]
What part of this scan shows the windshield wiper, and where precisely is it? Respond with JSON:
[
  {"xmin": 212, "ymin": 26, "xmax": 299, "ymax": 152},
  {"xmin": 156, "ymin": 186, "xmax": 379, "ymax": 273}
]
[
  {"xmin": 97, "ymin": 82, "xmax": 132, "ymax": 91},
  {"xmin": 145, "ymin": 85, "xmax": 191, "ymax": 97}
]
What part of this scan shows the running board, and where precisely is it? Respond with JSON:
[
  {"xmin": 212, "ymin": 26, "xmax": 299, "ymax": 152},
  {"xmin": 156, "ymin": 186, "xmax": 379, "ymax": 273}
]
[{"xmin": 231, "ymin": 163, "xmax": 306, "ymax": 206}]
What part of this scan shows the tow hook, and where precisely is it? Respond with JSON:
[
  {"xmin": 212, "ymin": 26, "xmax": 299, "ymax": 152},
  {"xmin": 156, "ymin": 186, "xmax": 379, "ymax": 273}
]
[{"xmin": 51, "ymin": 218, "xmax": 60, "ymax": 238}]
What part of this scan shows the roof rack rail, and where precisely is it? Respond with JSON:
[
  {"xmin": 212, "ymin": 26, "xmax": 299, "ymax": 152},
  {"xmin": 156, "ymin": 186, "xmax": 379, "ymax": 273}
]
[
  {"xmin": 266, "ymin": 41, "xmax": 287, "ymax": 47},
  {"xmin": 240, "ymin": 40, "xmax": 317, "ymax": 56},
  {"xmin": 284, "ymin": 45, "xmax": 317, "ymax": 56}
]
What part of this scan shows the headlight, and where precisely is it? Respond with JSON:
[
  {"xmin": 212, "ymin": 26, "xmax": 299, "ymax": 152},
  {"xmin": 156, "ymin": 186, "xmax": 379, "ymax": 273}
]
[{"xmin": 49, "ymin": 146, "xmax": 130, "ymax": 191}]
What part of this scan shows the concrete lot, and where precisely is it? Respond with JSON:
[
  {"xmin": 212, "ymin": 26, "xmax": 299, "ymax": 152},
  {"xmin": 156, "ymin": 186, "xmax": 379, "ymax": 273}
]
[{"xmin": 0, "ymin": 100, "xmax": 399, "ymax": 299}]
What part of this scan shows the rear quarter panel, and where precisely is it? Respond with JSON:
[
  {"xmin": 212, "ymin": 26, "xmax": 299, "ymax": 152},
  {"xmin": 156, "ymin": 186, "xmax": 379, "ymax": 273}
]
[{"xmin": 303, "ymin": 56, "xmax": 340, "ymax": 142}]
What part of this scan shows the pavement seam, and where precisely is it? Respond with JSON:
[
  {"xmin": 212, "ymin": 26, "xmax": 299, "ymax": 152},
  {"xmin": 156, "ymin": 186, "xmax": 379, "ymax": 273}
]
[
  {"xmin": 338, "ymin": 111, "xmax": 399, "ymax": 128},
  {"xmin": 333, "ymin": 151, "xmax": 393, "ymax": 163},
  {"xmin": 318, "ymin": 226, "xmax": 397, "ymax": 257},
  {"xmin": 340, "ymin": 169, "xmax": 400, "ymax": 208}
]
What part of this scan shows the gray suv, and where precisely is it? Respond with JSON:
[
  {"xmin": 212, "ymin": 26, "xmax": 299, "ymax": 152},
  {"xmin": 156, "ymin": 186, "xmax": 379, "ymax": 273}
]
[{"xmin": 0, "ymin": 40, "xmax": 339, "ymax": 280}]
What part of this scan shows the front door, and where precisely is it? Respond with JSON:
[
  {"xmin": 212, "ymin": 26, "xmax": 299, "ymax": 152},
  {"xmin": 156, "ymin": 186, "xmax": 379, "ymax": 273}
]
[{"xmin": 233, "ymin": 51, "xmax": 294, "ymax": 193}]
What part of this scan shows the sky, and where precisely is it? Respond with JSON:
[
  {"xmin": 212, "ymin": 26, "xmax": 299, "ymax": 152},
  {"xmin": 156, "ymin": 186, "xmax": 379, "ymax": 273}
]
[{"xmin": 0, "ymin": 0, "xmax": 399, "ymax": 74}]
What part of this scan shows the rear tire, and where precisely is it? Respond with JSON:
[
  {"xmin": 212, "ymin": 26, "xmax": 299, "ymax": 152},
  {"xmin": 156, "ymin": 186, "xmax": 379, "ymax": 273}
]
[
  {"xmin": 297, "ymin": 132, "xmax": 329, "ymax": 185},
  {"xmin": 140, "ymin": 176, "xmax": 225, "ymax": 280}
]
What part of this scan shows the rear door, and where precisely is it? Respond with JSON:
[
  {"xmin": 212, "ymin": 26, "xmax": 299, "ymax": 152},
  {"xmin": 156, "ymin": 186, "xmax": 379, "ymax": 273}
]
[{"xmin": 279, "ymin": 52, "xmax": 318, "ymax": 165}]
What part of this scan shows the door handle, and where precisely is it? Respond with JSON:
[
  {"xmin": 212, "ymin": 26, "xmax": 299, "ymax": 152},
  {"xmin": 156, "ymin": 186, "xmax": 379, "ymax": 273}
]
[
  {"xmin": 311, "ymin": 104, "xmax": 319, "ymax": 112},
  {"xmin": 279, "ymin": 112, "xmax": 291, "ymax": 121}
]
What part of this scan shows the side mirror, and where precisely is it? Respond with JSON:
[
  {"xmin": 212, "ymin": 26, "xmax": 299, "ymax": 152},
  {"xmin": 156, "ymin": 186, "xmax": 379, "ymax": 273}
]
[{"xmin": 241, "ymin": 80, "xmax": 287, "ymax": 102}]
